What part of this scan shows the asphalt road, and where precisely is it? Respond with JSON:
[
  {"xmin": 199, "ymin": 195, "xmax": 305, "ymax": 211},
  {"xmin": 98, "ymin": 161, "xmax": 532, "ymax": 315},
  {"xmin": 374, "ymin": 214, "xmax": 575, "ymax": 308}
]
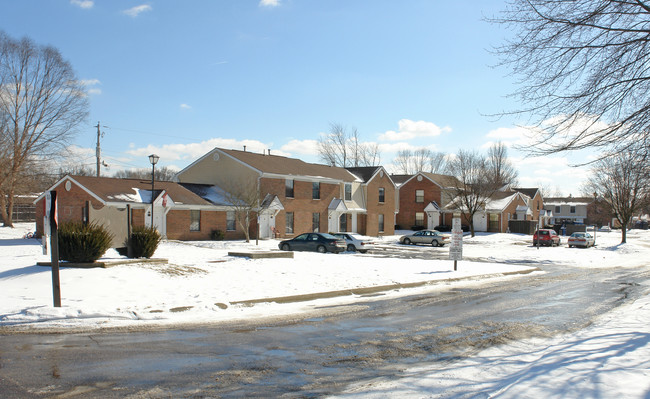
[{"xmin": 1, "ymin": 259, "xmax": 649, "ymax": 398}]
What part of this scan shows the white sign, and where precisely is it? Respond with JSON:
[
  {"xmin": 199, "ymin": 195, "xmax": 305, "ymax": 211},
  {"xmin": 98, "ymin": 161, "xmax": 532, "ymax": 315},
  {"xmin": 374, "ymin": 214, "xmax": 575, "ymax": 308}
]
[{"xmin": 449, "ymin": 217, "xmax": 463, "ymax": 261}]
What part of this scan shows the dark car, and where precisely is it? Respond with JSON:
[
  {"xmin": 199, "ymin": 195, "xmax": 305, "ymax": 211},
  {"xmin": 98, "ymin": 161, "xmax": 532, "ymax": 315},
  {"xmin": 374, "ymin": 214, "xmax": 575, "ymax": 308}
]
[
  {"xmin": 278, "ymin": 232, "xmax": 347, "ymax": 253},
  {"xmin": 399, "ymin": 229, "xmax": 449, "ymax": 247},
  {"xmin": 533, "ymin": 229, "xmax": 561, "ymax": 246}
]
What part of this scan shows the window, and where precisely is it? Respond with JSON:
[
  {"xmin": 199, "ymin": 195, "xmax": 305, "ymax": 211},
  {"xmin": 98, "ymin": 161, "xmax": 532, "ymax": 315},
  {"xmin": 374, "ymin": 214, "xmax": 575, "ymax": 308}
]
[
  {"xmin": 285, "ymin": 179, "xmax": 294, "ymax": 198},
  {"xmin": 190, "ymin": 210, "xmax": 200, "ymax": 231},
  {"xmin": 555, "ymin": 206, "xmax": 561, "ymax": 214},
  {"xmin": 286, "ymin": 212, "xmax": 294, "ymax": 234},
  {"xmin": 537, "ymin": 201, "xmax": 540, "ymax": 210},
  {"xmin": 312, "ymin": 182, "xmax": 320, "ymax": 200},
  {"xmin": 378, "ymin": 214, "xmax": 385, "ymax": 233},
  {"xmin": 344, "ymin": 183, "xmax": 352, "ymax": 201},
  {"xmin": 378, "ymin": 187, "xmax": 385, "ymax": 203},
  {"xmin": 570, "ymin": 206, "xmax": 576, "ymax": 214},
  {"xmin": 415, "ymin": 212, "xmax": 425, "ymax": 227},
  {"xmin": 415, "ymin": 189, "xmax": 424, "ymax": 203},
  {"xmin": 226, "ymin": 211, "xmax": 236, "ymax": 231},
  {"xmin": 312, "ymin": 212, "xmax": 320, "ymax": 232}
]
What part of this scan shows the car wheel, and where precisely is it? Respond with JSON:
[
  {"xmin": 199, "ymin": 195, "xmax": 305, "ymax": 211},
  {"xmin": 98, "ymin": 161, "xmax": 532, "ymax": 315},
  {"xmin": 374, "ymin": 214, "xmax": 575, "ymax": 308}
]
[
  {"xmin": 404, "ymin": 238, "xmax": 412, "ymax": 245},
  {"xmin": 568, "ymin": 245, "xmax": 573, "ymax": 248},
  {"xmin": 347, "ymin": 244, "xmax": 356, "ymax": 252},
  {"xmin": 431, "ymin": 240, "xmax": 439, "ymax": 247},
  {"xmin": 359, "ymin": 250, "xmax": 368, "ymax": 254},
  {"xmin": 281, "ymin": 243, "xmax": 290, "ymax": 251},
  {"xmin": 317, "ymin": 245, "xmax": 327, "ymax": 253}
]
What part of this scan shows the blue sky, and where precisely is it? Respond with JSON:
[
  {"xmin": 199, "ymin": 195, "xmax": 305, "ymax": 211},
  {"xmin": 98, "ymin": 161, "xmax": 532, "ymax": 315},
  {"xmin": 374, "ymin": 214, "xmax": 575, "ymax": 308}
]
[{"xmin": 2, "ymin": 0, "xmax": 594, "ymax": 195}]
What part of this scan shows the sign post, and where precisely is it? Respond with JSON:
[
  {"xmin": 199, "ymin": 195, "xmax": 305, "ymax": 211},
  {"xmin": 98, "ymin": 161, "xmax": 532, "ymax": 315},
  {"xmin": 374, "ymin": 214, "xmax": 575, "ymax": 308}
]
[
  {"xmin": 449, "ymin": 217, "xmax": 463, "ymax": 271},
  {"xmin": 46, "ymin": 191, "xmax": 61, "ymax": 307}
]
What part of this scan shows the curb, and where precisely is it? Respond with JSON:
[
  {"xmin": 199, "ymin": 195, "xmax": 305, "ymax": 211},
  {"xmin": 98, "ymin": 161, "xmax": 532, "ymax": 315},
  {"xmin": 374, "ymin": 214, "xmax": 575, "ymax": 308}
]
[
  {"xmin": 230, "ymin": 267, "xmax": 541, "ymax": 306},
  {"xmin": 36, "ymin": 258, "xmax": 168, "ymax": 269}
]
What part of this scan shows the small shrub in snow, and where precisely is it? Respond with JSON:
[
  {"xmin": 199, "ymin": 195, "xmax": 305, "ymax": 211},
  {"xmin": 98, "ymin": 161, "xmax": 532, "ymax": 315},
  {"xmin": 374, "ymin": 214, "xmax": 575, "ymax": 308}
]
[
  {"xmin": 211, "ymin": 229, "xmax": 225, "ymax": 241},
  {"xmin": 129, "ymin": 226, "xmax": 161, "ymax": 258},
  {"xmin": 58, "ymin": 222, "xmax": 113, "ymax": 263}
]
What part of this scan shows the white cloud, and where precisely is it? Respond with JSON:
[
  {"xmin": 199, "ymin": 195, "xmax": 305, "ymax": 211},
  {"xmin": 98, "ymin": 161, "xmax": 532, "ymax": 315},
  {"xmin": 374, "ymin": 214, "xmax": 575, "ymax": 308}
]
[
  {"xmin": 379, "ymin": 119, "xmax": 451, "ymax": 142},
  {"xmin": 125, "ymin": 138, "xmax": 278, "ymax": 162},
  {"xmin": 71, "ymin": 0, "xmax": 93, "ymax": 9},
  {"xmin": 123, "ymin": 4, "xmax": 152, "ymax": 17},
  {"xmin": 280, "ymin": 139, "xmax": 319, "ymax": 156},
  {"xmin": 259, "ymin": 0, "xmax": 280, "ymax": 7},
  {"xmin": 79, "ymin": 78, "xmax": 101, "ymax": 96},
  {"xmin": 180, "ymin": 104, "xmax": 191, "ymax": 110}
]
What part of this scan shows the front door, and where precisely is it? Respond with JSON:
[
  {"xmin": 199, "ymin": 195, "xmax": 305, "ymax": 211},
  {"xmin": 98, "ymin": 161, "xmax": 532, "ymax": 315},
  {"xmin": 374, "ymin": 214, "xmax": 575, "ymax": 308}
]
[{"xmin": 259, "ymin": 212, "xmax": 276, "ymax": 239}]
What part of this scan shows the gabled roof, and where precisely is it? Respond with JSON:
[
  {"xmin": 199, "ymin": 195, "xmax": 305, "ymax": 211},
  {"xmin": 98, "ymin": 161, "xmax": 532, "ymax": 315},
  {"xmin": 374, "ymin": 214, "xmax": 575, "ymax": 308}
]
[
  {"xmin": 445, "ymin": 191, "xmax": 527, "ymax": 213},
  {"xmin": 512, "ymin": 187, "xmax": 540, "ymax": 199},
  {"xmin": 390, "ymin": 174, "xmax": 412, "ymax": 187},
  {"xmin": 346, "ymin": 167, "xmax": 380, "ymax": 182},
  {"xmin": 484, "ymin": 191, "xmax": 524, "ymax": 212},
  {"xmin": 219, "ymin": 148, "xmax": 357, "ymax": 182},
  {"xmin": 346, "ymin": 166, "xmax": 396, "ymax": 186},
  {"xmin": 37, "ymin": 175, "xmax": 214, "ymax": 207},
  {"xmin": 421, "ymin": 172, "xmax": 461, "ymax": 188},
  {"xmin": 395, "ymin": 172, "xmax": 461, "ymax": 189}
]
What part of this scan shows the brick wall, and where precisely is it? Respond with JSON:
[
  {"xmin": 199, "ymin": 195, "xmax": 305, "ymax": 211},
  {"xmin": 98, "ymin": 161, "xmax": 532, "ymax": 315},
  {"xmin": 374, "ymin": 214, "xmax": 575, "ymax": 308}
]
[
  {"xmin": 396, "ymin": 176, "xmax": 442, "ymax": 229},
  {"xmin": 365, "ymin": 172, "xmax": 396, "ymax": 236},
  {"xmin": 35, "ymin": 181, "xmax": 104, "ymax": 236},
  {"xmin": 260, "ymin": 177, "xmax": 341, "ymax": 237}
]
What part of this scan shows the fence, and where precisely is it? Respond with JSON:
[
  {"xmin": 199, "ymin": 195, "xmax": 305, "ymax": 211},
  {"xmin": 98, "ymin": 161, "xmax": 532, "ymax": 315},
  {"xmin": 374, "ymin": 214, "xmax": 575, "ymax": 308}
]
[
  {"xmin": 2, "ymin": 203, "xmax": 36, "ymax": 223},
  {"xmin": 508, "ymin": 220, "xmax": 538, "ymax": 235}
]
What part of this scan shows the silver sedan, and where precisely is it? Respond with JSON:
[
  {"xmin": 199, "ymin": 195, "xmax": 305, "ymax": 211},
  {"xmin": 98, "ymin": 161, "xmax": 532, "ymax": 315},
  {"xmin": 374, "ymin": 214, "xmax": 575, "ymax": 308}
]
[{"xmin": 399, "ymin": 230, "xmax": 449, "ymax": 247}]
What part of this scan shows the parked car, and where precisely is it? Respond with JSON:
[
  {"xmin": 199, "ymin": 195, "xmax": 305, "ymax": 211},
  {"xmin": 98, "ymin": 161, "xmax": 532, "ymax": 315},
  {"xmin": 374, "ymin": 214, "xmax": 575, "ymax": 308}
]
[
  {"xmin": 567, "ymin": 232, "xmax": 595, "ymax": 248},
  {"xmin": 599, "ymin": 225, "xmax": 612, "ymax": 232},
  {"xmin": 533, "ymin": 229, "xmax": 561, "ymax": 246},
  {"xmin": 278, "ymin": 232, "xmax": 346, "ymax": 253},
  {"xmin": 331, "ymin": 232, "xmax": 375, "ymax": 253},
  {"xmin": 399, "ymin": 230, "xmax": 449, "ymax": 247}
]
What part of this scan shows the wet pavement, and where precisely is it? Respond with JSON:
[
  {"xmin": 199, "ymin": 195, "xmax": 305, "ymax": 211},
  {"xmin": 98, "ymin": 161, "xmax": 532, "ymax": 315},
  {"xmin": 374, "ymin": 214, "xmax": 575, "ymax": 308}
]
[{"xmin": 1, "ymin": 263, "xmax": 649, "ymax": 398}]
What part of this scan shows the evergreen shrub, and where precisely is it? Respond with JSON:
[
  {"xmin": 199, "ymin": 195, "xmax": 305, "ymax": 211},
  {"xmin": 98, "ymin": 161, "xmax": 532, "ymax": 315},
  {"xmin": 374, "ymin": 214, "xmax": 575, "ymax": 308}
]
[
  {"xmin": 211, "ymin": 229, "xmax": 225, "ymax": 240},
  {"xmin": 129, "ymin": 226, "xmax": 161, "ymax": 258},
  {"xmin": 58, "ymin": 222, "xmax": 113, "ymax": 263}
]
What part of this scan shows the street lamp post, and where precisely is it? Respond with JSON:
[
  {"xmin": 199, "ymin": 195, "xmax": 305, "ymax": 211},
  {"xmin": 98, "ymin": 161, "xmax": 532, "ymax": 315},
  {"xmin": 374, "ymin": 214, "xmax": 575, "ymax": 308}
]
[{"xmin": 149, "ymin": 154, "xmax": 159, "ymax": 229}]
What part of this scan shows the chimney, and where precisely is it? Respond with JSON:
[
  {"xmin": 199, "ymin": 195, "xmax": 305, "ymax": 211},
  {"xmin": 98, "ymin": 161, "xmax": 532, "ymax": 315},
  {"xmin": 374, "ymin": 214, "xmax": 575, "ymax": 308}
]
[
  {"xmin": 268, "ymin": 149, "xmax": 271, "ymax": 155},
  {"xmin": 243, "ymin": 145, "xmax": 247, "ymax": 152}
]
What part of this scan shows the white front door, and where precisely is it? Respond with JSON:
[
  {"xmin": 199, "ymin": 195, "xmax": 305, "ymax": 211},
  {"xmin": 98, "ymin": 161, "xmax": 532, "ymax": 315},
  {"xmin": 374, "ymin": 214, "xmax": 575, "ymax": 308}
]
[{"xmin": 427, "ymin": 211, "xmax": 440, "ymax": 230}]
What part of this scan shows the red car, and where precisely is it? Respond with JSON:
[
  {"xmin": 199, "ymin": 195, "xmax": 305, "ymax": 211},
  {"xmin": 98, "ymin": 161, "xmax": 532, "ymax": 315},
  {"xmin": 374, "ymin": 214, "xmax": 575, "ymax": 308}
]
[{"xmin": 533, "ymin": 229, "xmax": 561, "ymax": 246}]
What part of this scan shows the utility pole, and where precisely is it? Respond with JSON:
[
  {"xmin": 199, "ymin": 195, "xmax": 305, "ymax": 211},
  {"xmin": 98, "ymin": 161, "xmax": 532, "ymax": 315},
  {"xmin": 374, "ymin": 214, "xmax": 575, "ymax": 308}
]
[
  {"xmin": 95, "ymin": 121, "xmax": 106, "ymax": 177},
  {"xmin": 95, "ymin": 122, "xmax": 101, "ymax": 177}
]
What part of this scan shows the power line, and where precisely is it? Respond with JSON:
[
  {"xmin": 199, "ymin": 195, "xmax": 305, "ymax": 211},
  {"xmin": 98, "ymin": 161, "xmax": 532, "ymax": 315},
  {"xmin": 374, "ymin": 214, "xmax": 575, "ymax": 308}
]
[{"xmin": 105, "ymin": 125, "xmax": 198, "ymax": 142}]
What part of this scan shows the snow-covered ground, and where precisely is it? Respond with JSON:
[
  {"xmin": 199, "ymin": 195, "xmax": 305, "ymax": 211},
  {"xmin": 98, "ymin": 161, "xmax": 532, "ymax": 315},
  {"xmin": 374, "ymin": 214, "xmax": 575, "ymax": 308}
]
[{"xmin": 1, "ymin": 223, "xmax": 649, "ymax": 397}]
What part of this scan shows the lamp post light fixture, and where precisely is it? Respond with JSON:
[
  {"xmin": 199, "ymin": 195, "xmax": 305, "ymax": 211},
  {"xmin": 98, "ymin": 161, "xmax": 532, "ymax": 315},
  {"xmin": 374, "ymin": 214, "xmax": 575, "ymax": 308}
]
[{"xmin": 149, "ymin": 154, "xmax": 160, "ymax": 229}]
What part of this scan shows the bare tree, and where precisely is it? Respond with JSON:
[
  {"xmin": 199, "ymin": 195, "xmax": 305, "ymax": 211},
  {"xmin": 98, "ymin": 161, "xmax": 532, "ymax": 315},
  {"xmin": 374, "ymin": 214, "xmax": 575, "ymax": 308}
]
[
  {"xmin": 220, "ymin": 179, "xmax": 261, "ymax": 243},
  {"xmin": 445, "ymin": 150, "xmax": 497, "ymax": 237},
  {"xmin": 584, "ymin": 151, "xmax": 650, "ymax": 244},
  {"xmin": 491, "ymin": 1, "xmax": 650, "ymax": 158},
  {"xmin": 486, "ymin": 142, "xmax": 519, "ymax": 188},
  {"xmin": 112, "ymin": 166, "xmax": 177, "ymax": 182},
  {"xmin": 393, "ymin": 148, "xmax": 447, "ymax": 174},
  {"xmin": 318, "ymin": 123, "xmax": 382, "ymax": 167},
  {"xmin": 0, "ymin": 32, "xmax": 88, "ymax": 226}
]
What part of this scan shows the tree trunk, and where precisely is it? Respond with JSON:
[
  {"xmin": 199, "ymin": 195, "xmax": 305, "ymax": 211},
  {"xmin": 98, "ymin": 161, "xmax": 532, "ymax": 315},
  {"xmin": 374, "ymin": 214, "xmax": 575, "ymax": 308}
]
[{"xmin": 0, "ymin": 193, "xmax": 10, "ymax": 227}]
